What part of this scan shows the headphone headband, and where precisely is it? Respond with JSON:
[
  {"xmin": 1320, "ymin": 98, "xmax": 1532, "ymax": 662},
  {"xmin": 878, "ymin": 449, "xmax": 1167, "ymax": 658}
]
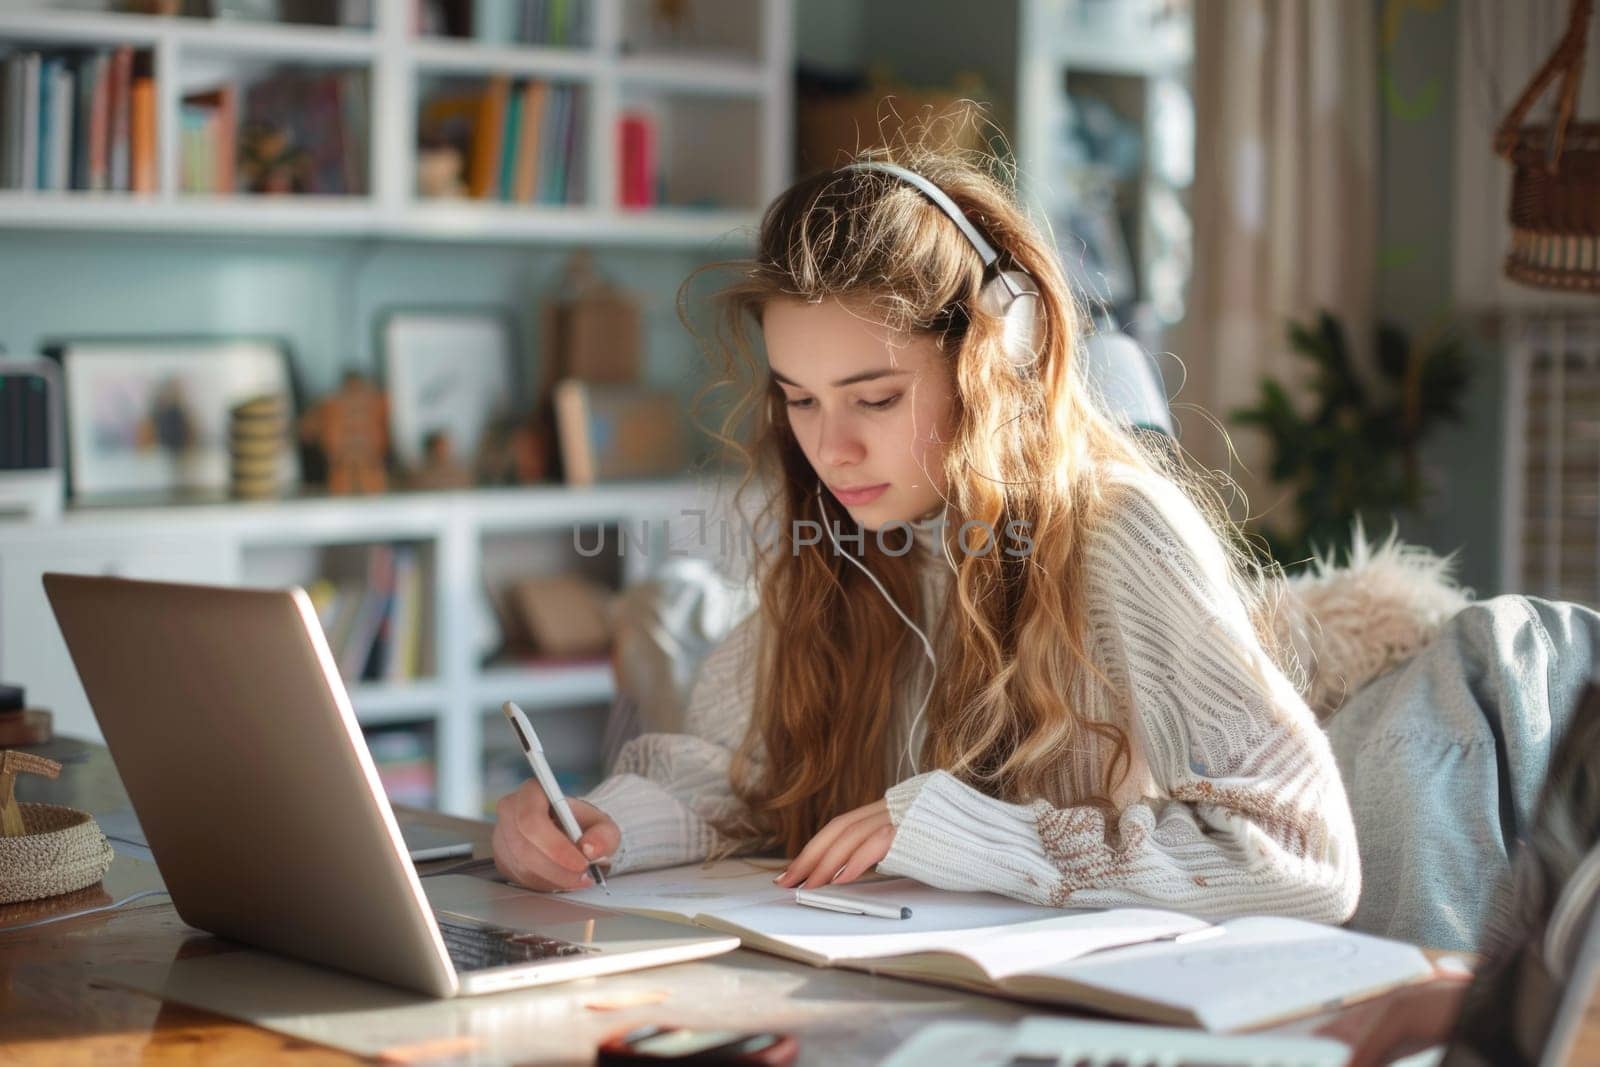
[{"xmin": 847, "ymin": 162, "xmax": 1000, "ymax": 269}]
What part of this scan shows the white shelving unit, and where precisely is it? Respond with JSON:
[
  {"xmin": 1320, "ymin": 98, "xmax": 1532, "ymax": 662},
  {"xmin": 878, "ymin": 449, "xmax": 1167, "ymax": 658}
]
[
  {"xmin": 1016, "ymin": 0, "xmax": 1192, "ymax": 352},
  {"xmin": 0, "ymin": 478, "xmax": 731, "ymax": 816},
  {"xmin": 0, "ymin": 0, "xmax": 792, "ymax": 244}
]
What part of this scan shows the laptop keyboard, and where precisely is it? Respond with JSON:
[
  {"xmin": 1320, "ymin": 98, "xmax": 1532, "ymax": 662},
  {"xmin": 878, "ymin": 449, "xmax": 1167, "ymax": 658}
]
[{"xmin": 434, "ymin": 914, "xmax": 593, "ymax": 972}]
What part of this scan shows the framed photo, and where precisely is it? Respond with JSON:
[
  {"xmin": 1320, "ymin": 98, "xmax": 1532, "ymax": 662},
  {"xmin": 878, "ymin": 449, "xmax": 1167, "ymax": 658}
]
[
  {"xmin": 381, "ymin": 309, "xmax": 516, "ymax": 470},
  {"xmin": 52, "ymin": 338, "xmax": 298, "ymax": 501}
]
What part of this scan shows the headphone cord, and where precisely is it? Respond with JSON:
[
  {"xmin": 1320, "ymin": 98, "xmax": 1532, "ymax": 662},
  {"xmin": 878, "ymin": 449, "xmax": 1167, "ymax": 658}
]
[{"xmin": 814, "ymin": 484, "xmax": 939, "ymax": 779}]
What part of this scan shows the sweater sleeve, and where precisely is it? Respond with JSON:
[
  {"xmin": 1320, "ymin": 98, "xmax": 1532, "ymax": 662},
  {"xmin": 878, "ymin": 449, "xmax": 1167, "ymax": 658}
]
[
  {"xmin": 876, "ymin": 475, "xmax": 1363, "ymax": 923},
  {"xmin": 581, "ymin": 612, "xmax": 764, "ymax": 875}
]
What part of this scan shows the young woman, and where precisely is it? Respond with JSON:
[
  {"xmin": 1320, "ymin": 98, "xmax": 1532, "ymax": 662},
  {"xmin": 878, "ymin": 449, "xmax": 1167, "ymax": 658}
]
[{"xmin": 492, "ymin": 146, "xmax": 1361, "ymax": 923}]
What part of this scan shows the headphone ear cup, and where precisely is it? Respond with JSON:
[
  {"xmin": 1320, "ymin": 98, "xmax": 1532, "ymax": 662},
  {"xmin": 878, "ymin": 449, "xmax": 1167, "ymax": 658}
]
[{"xmin": 978, "ymin": 269, "xmax": 1045, "ymax": 369}]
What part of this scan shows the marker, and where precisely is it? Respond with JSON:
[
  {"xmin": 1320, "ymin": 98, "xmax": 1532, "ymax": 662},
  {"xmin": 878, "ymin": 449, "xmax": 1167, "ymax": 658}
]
[
  {"xmin": 794, "ymin": 887, "xmax": 911, "ymax": 920},
  {"xmin": 501, "ymin": 701, "xmax": 608, "ymax": 894}
]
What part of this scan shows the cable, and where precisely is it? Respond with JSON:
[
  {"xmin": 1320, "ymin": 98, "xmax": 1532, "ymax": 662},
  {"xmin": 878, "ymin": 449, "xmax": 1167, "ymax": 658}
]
[
  {"xmin": 3, "ymin": 888, "xmax": 170, "ymax": 931},
  {"xmin": 815, "ymin": 483, "xmax": 939, "ymax": 777}
]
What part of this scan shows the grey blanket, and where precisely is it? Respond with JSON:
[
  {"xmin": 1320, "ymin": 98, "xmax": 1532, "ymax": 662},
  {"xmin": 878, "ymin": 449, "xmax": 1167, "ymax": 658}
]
[{"xmin": 1324, "ymin": 595, "xmax": 1600, "ymax": 951}]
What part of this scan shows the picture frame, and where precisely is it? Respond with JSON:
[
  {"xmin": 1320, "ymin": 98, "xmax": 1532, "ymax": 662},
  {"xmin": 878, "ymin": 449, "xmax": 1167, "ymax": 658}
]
[
  {"xmin": 380, "ymin": 309, "xmax": 518, "ymax": 471},
  {"xmin": 48, "ymin": 337, "xmax": 299, "ymax": 502}
]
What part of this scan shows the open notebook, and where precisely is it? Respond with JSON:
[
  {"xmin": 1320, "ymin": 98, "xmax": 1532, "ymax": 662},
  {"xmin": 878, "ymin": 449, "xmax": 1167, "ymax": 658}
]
[{"xmin": 565, "ymin": 860, "xmax": 1435, "ymax": 1032}]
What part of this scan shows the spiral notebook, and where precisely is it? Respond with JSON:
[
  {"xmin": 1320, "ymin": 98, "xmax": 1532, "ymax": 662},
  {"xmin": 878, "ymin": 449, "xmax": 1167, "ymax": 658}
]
[{"xmin": 566, "ymin": 861, "xmax": 1436, "ymax": 1032}]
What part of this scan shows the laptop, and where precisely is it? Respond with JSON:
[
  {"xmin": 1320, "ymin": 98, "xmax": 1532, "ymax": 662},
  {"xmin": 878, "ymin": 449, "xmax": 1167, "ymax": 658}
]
[{"xmin": 43, "ymin": 572, "xmax": 739, "ymax": 997}]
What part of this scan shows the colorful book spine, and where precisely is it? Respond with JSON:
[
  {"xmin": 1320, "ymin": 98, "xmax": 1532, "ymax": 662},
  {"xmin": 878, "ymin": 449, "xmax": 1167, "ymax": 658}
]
[
  {"xmin": 512, "ymin": 80, "xmax": 546, "ymax": 203},
  {"xmin": 18, "ymin": 53, "xmax": 39, "ymax": 191},
  {"xmin": 498, "ymin": 79, "xmax": 521, "ymax": 201},
  {"xmin": 467, "ymin": 73, "xmax": 509, "ymax": 199},
  {"xmin": 108, "ymin": 46, "xmax": 132, "ymax": 192},
  {"xmin": 130, "ymin": 73, "xmax": 155, "ymax": 193},
  {"xmin": 618, "ymin": 110, "xmax": 655, "ymax": 208},
  {"xmin": 86, "ymin": 52, "xmax": 109, "ymax": 192}
]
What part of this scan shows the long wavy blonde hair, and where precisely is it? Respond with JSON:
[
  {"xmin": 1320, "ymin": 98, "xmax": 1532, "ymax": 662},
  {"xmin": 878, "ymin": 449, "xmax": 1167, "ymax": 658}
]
[{"xmin": 683, "ymin": 137, "xmax": 1279, "ymax": 858}]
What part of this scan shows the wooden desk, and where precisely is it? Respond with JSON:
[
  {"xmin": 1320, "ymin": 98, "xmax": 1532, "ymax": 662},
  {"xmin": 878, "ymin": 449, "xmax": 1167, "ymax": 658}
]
[{"xmin": 2, "ymin": 739, "xmax": 1596, "ymax": 1066}]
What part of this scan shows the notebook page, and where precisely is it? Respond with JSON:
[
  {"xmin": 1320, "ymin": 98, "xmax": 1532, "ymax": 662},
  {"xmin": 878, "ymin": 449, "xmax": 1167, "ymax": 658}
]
[
  {"xmin": 709, "ymin": 882, "xmax": 1204, "ymax": 977},
  {"xmin": 564, "ymin": 859, "xmax": 792, "ymax": 919},
  {"xmin": 1031, "ymin": 915, "xmax": 1434, "ymax": 1031}
]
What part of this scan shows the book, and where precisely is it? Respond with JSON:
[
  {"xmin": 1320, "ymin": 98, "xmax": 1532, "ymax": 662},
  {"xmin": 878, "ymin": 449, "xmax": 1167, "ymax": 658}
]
[
  {"xmin": 497, "ymin": 79, "xmax": 521, "ymax": 201},
  {"xmin": 565, "ymin": 860, "xmax": 1437, "ymax": 1033},
  {"xmin": 181, "ymin": 84, "xmax": 237, "ymax": 193},
  {"xmin": 467, "ymin": 74, "xmax": 509, "ymax": 199},
  {"xmin": 129, "ymin": 73, "xmax": 155, "ymax": 193},
  {"xmin": 108, "ymin": 46, "xmax": 132, "ymax": 192},
  {"xmin": 511, "ymin": 80, "xmax": 546, "ymax": 203},
  {"xmin": 85, "ymin": 52, "xmax": 108, "ymax": 192},
  {"xmin": 618, "ymin": 110, "xmax": 655, "ymax": 208}
]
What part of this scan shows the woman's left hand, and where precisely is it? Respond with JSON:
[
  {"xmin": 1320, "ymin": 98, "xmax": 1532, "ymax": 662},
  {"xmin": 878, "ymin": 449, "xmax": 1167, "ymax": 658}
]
[{"xmin": 774, "ymin": 799, "xmax": 896, "ymax": 889}]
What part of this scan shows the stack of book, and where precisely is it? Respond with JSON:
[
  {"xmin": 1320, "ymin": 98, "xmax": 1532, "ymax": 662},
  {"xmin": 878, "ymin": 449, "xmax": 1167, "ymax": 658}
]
[
  {"xmin": 305, "ymin": 544, "xmax": 428, "ymax": 685},
  {"xmin": 419, "ymin": 76, "xmax": 585, "ymax": 204},
  {"xmin": 0, "ymin": 370, "xmax": 50, "ymax": 471},
  {"xmin": 416, "ymin": 0, "xmax": 591, "ymax": 46},
  {"xmin": 0, "ymin": 46, "xmax": 155, "ymax": 193}
]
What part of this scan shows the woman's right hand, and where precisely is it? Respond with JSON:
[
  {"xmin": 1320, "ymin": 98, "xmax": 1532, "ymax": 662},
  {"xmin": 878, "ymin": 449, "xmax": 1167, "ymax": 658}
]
[{"xmin": 492, "ymin": 779, "xmax": 620, "ymax": 891}]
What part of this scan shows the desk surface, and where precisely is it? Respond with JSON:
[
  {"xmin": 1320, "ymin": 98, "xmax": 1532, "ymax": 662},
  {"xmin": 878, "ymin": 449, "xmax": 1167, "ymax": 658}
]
[{"xmin": 2, "ymin": 738, "xmax": 1597, "ymax": 1067}]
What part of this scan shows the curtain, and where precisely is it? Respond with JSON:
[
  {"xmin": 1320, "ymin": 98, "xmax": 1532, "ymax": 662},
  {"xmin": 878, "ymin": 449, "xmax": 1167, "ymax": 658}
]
[{"xmin": 1178, "ymin": 1, "xmax": 1379, "ymax": 523}]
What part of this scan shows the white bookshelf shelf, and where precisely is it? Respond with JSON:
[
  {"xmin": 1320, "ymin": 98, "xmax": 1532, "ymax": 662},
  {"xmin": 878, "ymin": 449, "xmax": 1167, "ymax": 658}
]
[
  {"xmin": 0, "ymin": 0, "xmax": 792, "ymax": 246},
  {"xmin": 351, "ymin": 681, "xmax": 449, "ymax": 723},
  {"xmin": 408, "ymin": 38, "xmax": 599, "ymax": 79},
  {"xmin": 0, "ymin": 477, "xmax": 739, "ymax": 815},
  {"xmin": 476, "ymin": 661, "xmax": 615, "ymax": 710}
]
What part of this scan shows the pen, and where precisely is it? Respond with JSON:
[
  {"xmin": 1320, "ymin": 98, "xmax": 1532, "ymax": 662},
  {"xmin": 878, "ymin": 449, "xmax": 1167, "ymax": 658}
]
[
  {"xmin": 794, "ymin": 887, "xmax": 911, "ymax": 920},
  {"xmin": 501, "ymin": 701, "xmax": 608, "ymax": 894}
]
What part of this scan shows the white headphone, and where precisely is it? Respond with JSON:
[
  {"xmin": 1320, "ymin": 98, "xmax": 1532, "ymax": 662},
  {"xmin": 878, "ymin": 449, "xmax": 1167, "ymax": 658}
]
[{"xmin": 847, "ymin": 161, "xmax": 1046, "ymax": 370}]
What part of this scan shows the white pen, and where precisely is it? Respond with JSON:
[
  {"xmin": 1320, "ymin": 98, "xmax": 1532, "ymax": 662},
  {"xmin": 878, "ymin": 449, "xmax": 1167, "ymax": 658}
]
[
  {"xmin": 794, "ymin": 887, "xmax": 911, "ymax": 920},
  {"xmin": 501, "ymin": 701, "xmax": 608, "ymax": 894}
]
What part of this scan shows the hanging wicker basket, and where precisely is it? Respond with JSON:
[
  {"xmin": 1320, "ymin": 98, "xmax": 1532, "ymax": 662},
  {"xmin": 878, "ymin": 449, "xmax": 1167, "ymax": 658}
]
[{"xmin": 1494, "ymin": 0, "xmax": 1600, "ymax": 293}]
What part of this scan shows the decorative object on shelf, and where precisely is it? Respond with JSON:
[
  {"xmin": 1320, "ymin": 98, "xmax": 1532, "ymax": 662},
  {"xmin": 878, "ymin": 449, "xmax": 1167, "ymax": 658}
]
[
  {"xmin": 795, "ymin": 66, "xmax": 992, "ymax": 174},
  {"xmin": 534, "ymin": 251, "xmax": 644, "ymax": 484},
  {"xmin": 381, "ymin": 309, "xmax": 517, "ymax": 473},
  {"xmin": 416, "ymin": 135, "xmax": 467, "ymax": 199},
  {"xmin": 505, "ymin": 574, "xmax": 615, "ymax": 660},
  {"xmin": 0, "ymin": 751, "xmax": 113, "ymax": 905},
  {"xmin": 1230, "ymin": 311, "xmax": 1471, "ymax": 570},
  {"xmin": 50, "ymin": 338, "xmax": 298, "ymax": 502},
  {"xmin": 474, "ymin": 414, "xmax": 549, "ymax": 485},
  {"xmin": 1493, "ymin": 0, "xmax": 1598, "ymax": 293},
  {"xmin": 228, "ymin": 392, "xmax": 291, "ymax": 500},
  {"xmin": 539, "ymin": 251, "xmax": 643, "ymax": 390},
  {"xmin": 405, "ymin": 430, "xmax": 474, "ymax": 491},
  {"xmin": 238, "ymin": 67, "xmax": 368, "ymax": 196},
  {"xmin": 0, "ymin": 685, "xmax": 50, "ymax": 749},
  {"xmin": 553, "ymin": 379, "xmax": 689, "ymax": 486},
  {"xmin": 298, "ymin": 371, "xmax": 389, "ymax": 495},
  {"xmin": 0, "ymin": 357, "xmax": 65, "ymax": 522}
]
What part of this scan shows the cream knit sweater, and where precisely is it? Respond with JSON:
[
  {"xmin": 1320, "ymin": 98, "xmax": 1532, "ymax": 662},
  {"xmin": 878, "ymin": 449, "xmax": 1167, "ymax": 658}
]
[{"xmin": 584, "ymin": 466, "xmax": 1362, "ymax": 923}]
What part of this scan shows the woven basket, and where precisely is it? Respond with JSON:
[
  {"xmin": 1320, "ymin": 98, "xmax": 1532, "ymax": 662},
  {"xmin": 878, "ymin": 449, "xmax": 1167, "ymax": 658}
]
[
  {"xmin": 0, "ymin": 803, "xmax": 114, "ymax": 905},
  {"xmin": 1495, "ymin": 0, "xmax": 1600, "ymax": 292}
]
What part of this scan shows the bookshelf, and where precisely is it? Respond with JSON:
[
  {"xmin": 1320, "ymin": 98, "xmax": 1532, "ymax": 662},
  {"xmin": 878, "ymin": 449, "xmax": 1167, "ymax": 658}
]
[
  {"xmin": 0, "ymin": 478, "xmax": 731, "ymax": 817},
  {"xmin": 1015, "ymin": 0, "xmax": 1192, "ymax": 354},
  {"xmin": 0, "ymin": 0, "xmax": 793, "ymax": 244}
]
